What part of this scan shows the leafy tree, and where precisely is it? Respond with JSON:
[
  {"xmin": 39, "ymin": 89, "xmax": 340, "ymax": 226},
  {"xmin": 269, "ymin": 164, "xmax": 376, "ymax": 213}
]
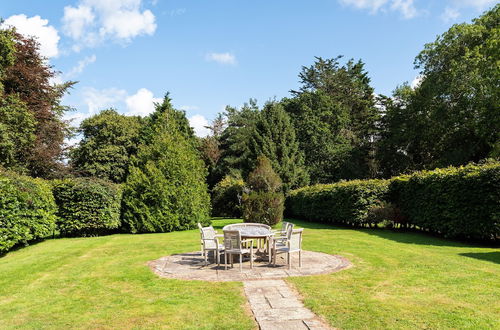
[
  {"xmin": 284, "ymin": 56, "xmax": 380, "ymax": 183},
  {"xmin": 199, "ymin": 113, "xmax": 225, "ymax": 188},
  {"xmin": 242, "ymin": 156, "xmax": 284, "ymax": 225},
  {"xmin": 217, "ymin": 99, "xmax": 260, "ymax": 178},
  {"xmin": 1, "ymin": 29, "xmax": 74, "ymax": 178},
  {"xmin": 378, "ymin": 5, "xmax": 500, "ymax": 175},
  {"xmin": 250, "ymin": 102, "xmax": 308, "ymax": 193},
  {"xmin": 122, "ymin": 99, "xmax": 211, "ymax": 233},
  {"xmin": 70, "ymin": 109, "xmax": 144, "ymax": 183},
  {"xmin": 0, "ymin": 95, "xmax": 36, "ymax": 172}
]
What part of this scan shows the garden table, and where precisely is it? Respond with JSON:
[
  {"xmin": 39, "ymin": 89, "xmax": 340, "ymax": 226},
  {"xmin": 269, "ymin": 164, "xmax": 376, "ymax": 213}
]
[{"xmin": 222, "ymin": 223, "xmax": 273, "ymax": 261}]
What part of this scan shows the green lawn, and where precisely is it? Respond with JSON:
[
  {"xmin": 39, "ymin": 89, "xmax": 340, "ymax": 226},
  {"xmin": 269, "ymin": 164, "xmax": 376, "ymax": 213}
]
[{"xmin": 0, "ymin": 219, "xmax": 498, "ymax": 329}]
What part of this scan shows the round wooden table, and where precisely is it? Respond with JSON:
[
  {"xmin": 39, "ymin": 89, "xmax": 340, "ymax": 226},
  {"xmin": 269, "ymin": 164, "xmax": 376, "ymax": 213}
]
[{"xmin": 223, "ymin": 223, "xmax": 273, "ymax": 260}]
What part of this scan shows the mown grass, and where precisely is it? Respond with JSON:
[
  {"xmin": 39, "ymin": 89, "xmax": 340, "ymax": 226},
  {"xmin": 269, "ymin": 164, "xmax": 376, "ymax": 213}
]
[{"xmin": 0, "ymin": 218, "xmax": 498, "ymax": 329}]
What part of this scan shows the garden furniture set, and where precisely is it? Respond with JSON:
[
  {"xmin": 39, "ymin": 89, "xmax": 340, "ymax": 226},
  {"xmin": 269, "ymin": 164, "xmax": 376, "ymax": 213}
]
[{"xmin": 197, "ymin": 222, "xmax": 303, "ymax": 271}]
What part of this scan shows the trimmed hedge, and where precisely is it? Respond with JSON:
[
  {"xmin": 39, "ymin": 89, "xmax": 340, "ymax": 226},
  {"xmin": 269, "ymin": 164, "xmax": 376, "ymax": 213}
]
[
  {"xmin": 286, "ymin": 179, "xmax": 390, "ymax": 226},
  {"xmin": 52, "ymin": 178, "xmax": 122, "ymax": 236},
  {"xmin": 0, "ymin": 170, "xmax": 57, "ymax": 253},
  {"xmin": 242, "ymin": 192, "xmax": 284, "ymax": 226},
  {"xmin": 389, "ymin": 163, "xmax": 500, "ymax": 240}
]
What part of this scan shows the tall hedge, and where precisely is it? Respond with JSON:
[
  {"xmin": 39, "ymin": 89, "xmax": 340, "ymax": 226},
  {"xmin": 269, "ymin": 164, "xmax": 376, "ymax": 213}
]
[
  {"xmin": 122, "ymin": 130, "xmax": 211, "ymax": 233},
  {"xmin": 52, "ymin": 178, "xmax": 122, "ymax": 237},
  {"xmin": 0, "ymin": 170, "xmax": 57, "ymax": 253},
  {"xmin": 389, "ymin": 163, "xmax": 500, "ymax": 240},
  {"xmin": 211, "ymin": 175, "xmax": 245, "ymax": 217},
  {"xmin": 286, "ymin": 179, "xmax": 390, "ymax": 226}
]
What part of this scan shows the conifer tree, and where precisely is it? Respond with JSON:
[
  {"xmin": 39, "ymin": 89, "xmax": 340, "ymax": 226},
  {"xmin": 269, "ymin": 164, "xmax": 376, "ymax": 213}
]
[{"xmin": 250, "ymin": 102, "xmax": 309, "ymax": 193}]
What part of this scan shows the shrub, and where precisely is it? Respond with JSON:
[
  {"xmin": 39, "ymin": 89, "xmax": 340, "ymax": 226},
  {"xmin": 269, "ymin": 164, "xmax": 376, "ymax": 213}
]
[
  {"xmin": 211, "ymin": 175, "xmax": 244, "ymax": 217},
  {"xmin": 242, "ymin": 156, "xmax": 285, "ymax": 225},
  {"xmin": 242, "ymin": 192, "xmax": 284, "ymax": 226},
  {"xmin": 389, "ymin": 162, "xmax": 500, "ymax": 240},
  {"xmin": 286, "ymin": 179, "xmax": 390, "ymax": 226},
  {"xmin": 52, "ymin": 178, "xmax": 122, "ymax": 237},
  {"xmin": 0, "ymin": 170, "xmax": 56, "ymax": 253},
  {"xmin": 121, "ymin": 130, "xmax": 211, "ymax": 233}
]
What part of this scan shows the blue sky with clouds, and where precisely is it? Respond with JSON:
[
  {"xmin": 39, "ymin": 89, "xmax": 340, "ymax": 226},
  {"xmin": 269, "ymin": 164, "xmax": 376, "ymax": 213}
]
[{"xmin": 1, "ymin": 0, "xmax": 496, "ymax": 136}]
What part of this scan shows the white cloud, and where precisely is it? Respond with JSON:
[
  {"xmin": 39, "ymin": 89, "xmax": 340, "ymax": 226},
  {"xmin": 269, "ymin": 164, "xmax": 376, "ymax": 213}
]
[
  {"xmin": 339, "ymin": 0, "xmax": 418, "ymax": 19},
  {"xmin": 189, "ymin": 114, "xmax": 210, "ymax": 137},
  {"xmin": 391, "ymin": 0, "xmax": 417, "ymax": 19},
  {"xmin": 82, "ymin": 87, "xmax": 127, "ymax": 114},
  {"xmin": 411, "ymin": 75, "xmax": 424, "ymax": 89},
  {"xmin": 205, "ymin": 52, "xmax": 237, "ymax": 65},
  {"xmin": 2, "ymin": 14, "xmax": 60, "ymax": 58},
  {"xmin": 125, "ymin": 88, "xmax": 161, "ymax": 116},
  {"xmin": 62, "ymin": 0, "xmax": 157, "ymax": 50},
  {"xmin": 441, "ymin": 7, "xmax": 460, "ymax": 23},
  {"xmin": 66, "ymin": 54, "xmax": 97, "ymax": 78}
]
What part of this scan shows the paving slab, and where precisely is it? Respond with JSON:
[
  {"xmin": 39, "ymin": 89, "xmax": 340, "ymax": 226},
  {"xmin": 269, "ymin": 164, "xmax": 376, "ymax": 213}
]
[
  {"xmin": 148, "ymin": 250, "xmax": 349, "ymax": 329},
  {"xmin": 148, "ymin": 250, "xmax": 351, "ymax": 282}
]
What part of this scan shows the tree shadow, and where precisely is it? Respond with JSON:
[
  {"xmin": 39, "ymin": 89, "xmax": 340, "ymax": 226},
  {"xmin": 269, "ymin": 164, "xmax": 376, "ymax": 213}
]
[
  {"xmin": 459, "ymin": 252, "xmax": 500, "ymax": 264},
  {"xmin": 285, "ymin": 218, "xmax": 499, "ymax": 248}
]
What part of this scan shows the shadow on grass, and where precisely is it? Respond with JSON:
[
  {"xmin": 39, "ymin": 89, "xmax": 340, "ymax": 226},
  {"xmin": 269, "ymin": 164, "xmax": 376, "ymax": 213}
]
[
  {"xmin": 285, "ymin": 218, "xmax": 498, "ymax": 248},
  {"xmin": 459, "ymin": 252, "xmax": 500, "ymax": 264}
]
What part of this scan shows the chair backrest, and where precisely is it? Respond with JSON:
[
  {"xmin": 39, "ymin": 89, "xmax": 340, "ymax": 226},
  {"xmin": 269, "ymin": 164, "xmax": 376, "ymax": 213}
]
[
  {"xmin": 284, "ymin": 222, "xmax": 294, "ymax": 240},
  {"xmin": 201, "ymin": 226, "xmax": 217, "ymax": 249},
  {"xmin": 281, "ymin": 221, "xmax": 290, "ymax": 232},
  {"xmin": 223, "ymin": 230, "xmax": 242, "ymax": 251},
  {"xmin": 289, "ymin": 228, "xmax": 303, "ymax": 251}
]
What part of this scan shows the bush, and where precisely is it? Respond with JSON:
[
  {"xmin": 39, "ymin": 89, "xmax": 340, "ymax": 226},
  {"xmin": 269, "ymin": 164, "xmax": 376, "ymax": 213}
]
[
  {"xmin": 286, "ymin": 179, "xmax": 390, "ymax": 226},
  {"xmin": 0, "ymin": 170, "xmax": 56, "ymax": 253},
  {"xmin": 52, "ymin": 178, "xmax": 122, "ymax": 237},
  {"xmin": 121, "ymin": 130, "xmax": 211, "ymax": 233},
  {"xmin": 242, "ymin": 192, "xmax": 284, "ymax": 225},
  {"xmin": 389, "ymin": 162, "xmax": 500, "ymax": 240},
  {"xmin": 211, "ymin": 175, "xmax": 245, "ymax": 217},
  {"xmin": 242, "ymin": 156, "xmax": 285, "ymax": 225}
]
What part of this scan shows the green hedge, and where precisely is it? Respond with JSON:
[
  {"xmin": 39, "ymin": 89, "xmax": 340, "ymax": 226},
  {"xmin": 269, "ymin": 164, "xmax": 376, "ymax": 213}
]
[
  {"xmin": 242, "ymin": 192, "xmax": 284, "ymax": 226},
  {"xmin": 0, "ymin": 170, "xmax": 57, "ymax": 253},
  {"xmin": 52, "ymin": 178, "xmax": 122, "ymax": 237},
  {"xmin": 389, "ymin": 163, "xmax": 500, "ymax": 240},
  {"xmin": 286, "ymin": 179, "xmax": 390, "ymax": 226}
]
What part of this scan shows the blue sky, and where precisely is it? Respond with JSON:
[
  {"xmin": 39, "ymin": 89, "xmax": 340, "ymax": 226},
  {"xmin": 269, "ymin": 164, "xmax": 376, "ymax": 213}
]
[{"xmin": 1, "ymin": 0, "xmax": 496, "ymax": 136}]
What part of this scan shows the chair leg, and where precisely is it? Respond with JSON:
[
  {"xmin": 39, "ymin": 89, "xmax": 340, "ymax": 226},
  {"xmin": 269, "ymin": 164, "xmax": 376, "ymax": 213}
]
[
  {"xmin": 225, "ymin": 252, "xmax": 228, "ymax": 270},
  {"xmin": 204, "ymin": 250, "xmax": 208, "ymax": 266},
  {"xmin": 231, "ymin": 253, "xmax": 234, "ymax": 268},
  {"xmin": 216, "ymin": 250, "xmax": 220, "ymax": 266},
  {"xmin": 273, "ymin": 250, "xmax": 277, "ymax": 267},
  {"xmin": 239, "ymin": 254, "xmax": 242, "ymax": 271},
  {"xmin": 299, "ymin": 250, "xmax": 302, "ymax": 268},
  {"xmin": 288, "ymin": 252, "xmax": 291, "ymax": 270},
  {"xmin": 250, "ymin": 247, "xmax": 254, "ymax": 269}
]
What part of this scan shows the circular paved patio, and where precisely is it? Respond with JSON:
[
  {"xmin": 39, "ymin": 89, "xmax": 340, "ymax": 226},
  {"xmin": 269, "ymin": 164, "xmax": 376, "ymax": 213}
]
[{"xmin": 148, "ymin": 250, "xmax": 351, "ymax": 281}]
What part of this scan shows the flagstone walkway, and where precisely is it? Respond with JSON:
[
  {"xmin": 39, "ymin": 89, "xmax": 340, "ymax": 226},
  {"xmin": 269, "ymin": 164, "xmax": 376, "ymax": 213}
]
[{"xmin": 148, "ymin": 251, "xmax": 350, "ymax": 329}]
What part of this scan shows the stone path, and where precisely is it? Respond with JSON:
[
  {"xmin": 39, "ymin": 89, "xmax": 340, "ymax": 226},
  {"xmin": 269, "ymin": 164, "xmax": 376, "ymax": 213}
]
[
  {"xmin": 148, "ymin": 251, "xmax": 350, "ymax": 329},
  {"xmin": 244, "ymin": 280, "xmax": 331, "ymax": 330}
]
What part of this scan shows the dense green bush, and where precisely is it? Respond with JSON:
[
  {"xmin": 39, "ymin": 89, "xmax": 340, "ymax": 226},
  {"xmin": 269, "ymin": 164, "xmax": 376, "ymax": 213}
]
[
  {"xmin": 52, "ymin": 178, "xmax": 122, "ymax": 237},
  {"xmin": 211, "ymin": 175, "xmax": 245, "ymax": 217},
  {"xmin": 286, "ymin": 179, "xmax": 390, "ymax": 226},
  {"xmin": 242, "ymin": 192, "xmax": 284, "ymax": 225},
  {"xmin": 0, "ymin": 170, "xmax": 56, "ymax": 253},
  {"xmin": 242, "ymin": 156, "xmax": 285, "ymax": 225},
  {"xmin": 389, "ymin": 162, "xmax": 500, "ymax": 240},
  {"xmin": 121, "ymin": 130, "xmax": 211, "ymax": 233}
]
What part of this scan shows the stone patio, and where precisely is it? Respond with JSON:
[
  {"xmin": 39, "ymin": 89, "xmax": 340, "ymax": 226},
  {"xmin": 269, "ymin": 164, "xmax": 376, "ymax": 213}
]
[{"xmin": 148, "ymin": 250, "xmax": 351, "ymax": 281}]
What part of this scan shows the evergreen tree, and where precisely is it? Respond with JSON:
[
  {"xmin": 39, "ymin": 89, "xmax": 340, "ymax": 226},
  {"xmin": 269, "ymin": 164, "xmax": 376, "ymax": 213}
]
[
  {"xmin": 250, "ymin": 102, "xmax": 308, "ymax": 193},
  {"xmin": 121, "ymin": 97, "xmax": 211, "ymax": 233}
]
